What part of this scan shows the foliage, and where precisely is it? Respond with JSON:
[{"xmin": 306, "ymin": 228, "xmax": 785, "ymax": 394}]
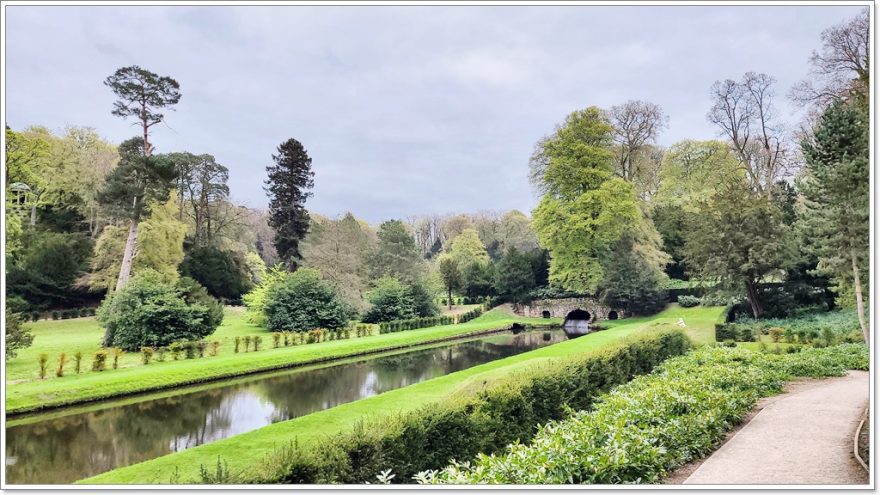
[
  {"xmin": 256, "ymin": 330, "xmax": 691, "ymax": 484},
  {"xmin": 425, "ymin": 344, "xmax": 867, "ymax": 484},
  {"xmin": 180, "ymin": 245, "xmax": 253, "ymax": 301},
  {"xmin": 6, "ymin": 230, "xmax": 93, "ymax": 308},
  {"xmin": 263, "ymin": 268, "xmax": 350, "ymax": 331},
  {"xmin": 378, "ymin": 316, "xmax": 455, "ymax": 334},
  {"xmin": 367, "ymin": 219, "xmax": 424, "ymax": 284},
  {"xmin": 97, "ymin": 270, "xmax": 221, "ymax": 350},
  {"xmin": 493, "ymin": 248, "xmax": 538, "ymax": 304},
  {"xmin": 448, "ymin": 228, "xmax": 490, "ymax": 268},
  {"xmin": 460, "ymin": 261, "xmax": 495, "ymax": 299},
  {"xmin": 265, "ymin": 138, "xmax": 314, "ymax": 269},
  {"xmin": 457, "ymin": 307, "xmax": 483, "ymax": 324},
  {"xmin": 597, "ymin": 231, "xmax": 669, "ymax": 315},
  {"xmin": 5, "ymin": 310, "xmax": 34, "ymax": 358},
  {"xmin": 242, "ymin": 264, "xmax": 289, "ymax": 326},
  {"xmin": 718, "ymin": 310, "xmax": 863, "ymax": 346},
  {"xmin": 437, "ymin": 254, "xmax": 462, "ymax": 307},
  {"xmin": 677, "ymin": 295, "xmax": 701, "ymax": 308},
  {"xmin": 362, "ymin": 277, "xmax": 418, "ymax": 323}
]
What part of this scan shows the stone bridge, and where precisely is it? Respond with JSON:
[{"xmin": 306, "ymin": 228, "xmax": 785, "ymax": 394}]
[{"xmin": 512, "ymin": 297, "xmax": 625, "ymax": 322}]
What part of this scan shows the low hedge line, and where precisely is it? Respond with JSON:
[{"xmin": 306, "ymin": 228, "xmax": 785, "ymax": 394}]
[
  {"xmin": 457, "ymin": 307, "xmax": 483, "ymax": 324},
  {"xmin": 423, "ymin": 343, "xmax": 869, "ymax": 484},
  {"xmin": 228, "ymin": 329, "xmax": 692, "ymax": 484},
  {"xmin": 378, "ymin": 316, "xmax": 455, "ymax": 333}
]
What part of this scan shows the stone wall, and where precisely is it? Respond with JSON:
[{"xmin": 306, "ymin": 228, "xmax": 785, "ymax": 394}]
[{"xmin": 512, "ymin": 297, "xmax": 625, "ymax": 321}]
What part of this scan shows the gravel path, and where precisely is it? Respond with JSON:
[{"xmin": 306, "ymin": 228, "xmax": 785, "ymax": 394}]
[{"xmin": 684, "ymin": 370, "xmax": 869, "ymax": 486}]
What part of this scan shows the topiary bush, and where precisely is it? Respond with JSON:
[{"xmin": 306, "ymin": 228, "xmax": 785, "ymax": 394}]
[
  {"xmin": 677, "ymin": 295, "xmax": 701, "ymax": 308},
  {"xmin": 263, "ymin": 269, "xmax": 351, "ymax": 332},
  {"xmin": 97, "ymin": 270, "xmax": 223, "ymax": 351}
]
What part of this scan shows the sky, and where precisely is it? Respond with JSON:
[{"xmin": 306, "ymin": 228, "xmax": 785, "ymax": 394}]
[{"xmin": 3, "ymin": 4, "xmax": 867, "ymax": 223}]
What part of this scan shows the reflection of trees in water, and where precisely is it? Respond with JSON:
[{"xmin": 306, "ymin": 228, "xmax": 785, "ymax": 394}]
[
  {"xmin": 6, "ymin": 388, "xmax": 229, "ymax": 484},
  {"xmin": 6, "ymin": 330, "xmax": 567, "ymax": 484}
]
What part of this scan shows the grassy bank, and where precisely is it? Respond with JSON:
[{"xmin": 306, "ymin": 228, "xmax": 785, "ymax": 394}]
[
  {"xmin": 80, "ymin": 305, "xmax": 723, "ymax": 484},
  {"xmin": 6, "ymin": 307, "xmax": 560, "ymax": 415}
]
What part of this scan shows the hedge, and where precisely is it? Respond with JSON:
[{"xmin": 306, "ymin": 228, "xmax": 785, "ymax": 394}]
[
  {"xmin": 457, "ymin": 307, "xmax": 482, "ymax": 324},
  {"xmin": 378, "ymin": 316, "xmax": 455, "ymax": 334},
  {"xmin": 246, "ymin": 329, "xmax": 691, "ymax": 484},
  {"xmin": 424, "ymin": 343, "xmax": 869, "ymax": 484}
]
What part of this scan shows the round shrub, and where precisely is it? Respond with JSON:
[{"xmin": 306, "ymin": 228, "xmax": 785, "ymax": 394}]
[
  {"xmin": 362, "ymin": 277, "xmax": 417, "ymax": 324},
  {"xmin": 180, "ymin": 246, "xmax": 254, "ymax": 302},
  {"xmin": 677, "ymin": 295, "xmax": 701, "ymax": 308},
  {"xmin": 97, "ymin": 270, "xmax": 223, "ymax": 351},
  {"xmin": 263, "ymin": 268, "xmax": 350, "ymax": 332}
]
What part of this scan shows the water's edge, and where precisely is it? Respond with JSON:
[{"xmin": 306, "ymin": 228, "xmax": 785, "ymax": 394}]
[{"xmin": 6, "ymin": 321, "xmax": 552, "ymax": 417}]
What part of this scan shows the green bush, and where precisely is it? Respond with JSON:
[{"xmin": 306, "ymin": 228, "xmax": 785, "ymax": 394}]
[
  {"xmin": 457, "ymin": 307, "xmax": 482, "ymax": 324},
  {"xmin": 180, "ymin": 246, "xmax": 254, "ymax": 302},
  {"xmin": 677, "ymin": 295, "xmax": 701, "ymax": 308},
  {"xmin": 248, "ymin": 330, "xmax": 691, "ymax": 484},
  {"xmin": 141, "ymin": 347, "xmax": 154, "ymax": 364},
  {"xmin": 362, "ymin": 277, "xmax": 418, "ymax": 324},
  {"xmin": 97, "ymin": 271, "xmax": 223, "ymax": 351},
  {"xmin": 5, "ymin": 309, "xmax": 34, "ymax": 358},
  {"xmin": 91, "ymin": 351, "xmax": 108, "ymax": 371},
  {"xmin": 51, "ymin": 311, "xmax": 60, "ymax": 320},
  {"xmin": 424, "ymin": 343, "xmax": 868, "ymax": 484},
  {"xmin": 264, "ymin": 269, "xmax": 350, "ymax": 332},
  {"xmin": 73, "ymin": 351, "xmax": 83, "ymax": 374},
  {"xmin": 38, "ymin": 353, "xmax": 49, "ymax": 379}
]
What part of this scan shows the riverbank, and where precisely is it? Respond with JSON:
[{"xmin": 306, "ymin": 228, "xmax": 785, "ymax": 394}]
[
  {"xmin": 6, "ymin": 307, "xmax": 561, "ymax": 415},
  {"xmin": 79, "ymin": 305, "xmax": 723, "ymax": 484}
]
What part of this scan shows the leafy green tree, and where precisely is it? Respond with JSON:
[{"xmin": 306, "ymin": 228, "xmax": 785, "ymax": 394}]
[
  {"xmin": 448, "ymin": 228, "xmax": 490, "ymax": 269},
  {"xmin": 265, "ymin": 138, "xmax": 314, "ymax": 270},
  {"xmin": 5, "ymin": 309, "xmax": 34, "ymax": 358},
  {"xmin": 408, "ymin": 280, "xmax": 439, "ymax": 318},
  {"xmin": 104, "ymin": 66, "xmax": 181, "ymax": 157},
  {"xmin": 5, "ymin": 126, "xmax": 49, "ymax": 188},
  {"xmin": 461, "ymin": 261, "xmax": 495, "ymax": 299},
  {"xmin": 263, "ymin": 268, "xmax": 350, "ymax": 331},
  {"xmin": 180, "ymin": 246, "xmax": 253, "ymax": 301},
  {"xmin": 169, "ymin": 152, "xmax": 230, "ymax": 245},
  {"xmin": 799, "ymin": 101, "xmax": 869, "ymax": 341},
  {"xmin": 97, "ymin": 270, "xmax": 221, "ymax": 350},
  {"xmin": 684, "ymin": 181, "xmax": 795, "ymax": 318},
  {"xmin": 530, "ymin": 107, "xmax": 642, "ymax": 293},
  {"xmin": 598, "ymin": 234, "xmax": 668, "ymax": 315},
  {"xmin": 362, "ymin": 277, "xmax": 418, "ymax": 323},
  {"xmin": 136, "ymin": 194, "xmax": 186, "ymax": 281},
  {"xmin": 367, "ymin": 219, "xmax": 425, "ymax": 284},
  {"xmin": 97, "ymin": 138, "xmax": 177, "ymax": 292},
  {"xmin": 242, "ymin": 264, "xmax": 289, "ymax": 326},
  {"xmin": 437, "ymin": 254, "xmax": 461, "ymax": 309},
  {"xmin": 6, "ymin": 230, "xmax": 92, "ymax": 307},
  {"xmin": 493, "ymin": 247, "xmax": 537, "ymax": 304}
]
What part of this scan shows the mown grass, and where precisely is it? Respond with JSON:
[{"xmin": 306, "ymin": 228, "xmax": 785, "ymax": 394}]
[
  {"xmin": 6, "ymin": 307, "xmax": 561, "ymax": 414},
  {"xmin": 80, "ymin": 305, "xmax": 723, "ymax": 484}
]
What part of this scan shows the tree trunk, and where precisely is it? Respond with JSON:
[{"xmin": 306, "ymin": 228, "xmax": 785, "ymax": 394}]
[
  {"xmin": 30, "ymin": 203, "xmax": 37, "ymax": 226},
  {"xmin": 114, "ymin": 216, "xmax": 140, "ymax": 293},
  {"xmin": 745, "ymin": 279, "xmax": 762, "ymax": 319},
  {"xmin": 850, "ymin": 248, "xmax": 869, "ymax": 344},
  {"xmin": 447, "ymin": 287, "xmax": 453, "ymax": 310}
]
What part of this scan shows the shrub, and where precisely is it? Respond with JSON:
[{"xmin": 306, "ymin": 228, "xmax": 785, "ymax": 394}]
[
  {"xmin": 677, "ymin": 295, "xmax": 701, "ymax": 308},
  {"xmin": 273, "ymin": 332, "xmax": 282, "ymax": 348},
  {"xmin": 55, "ymin": 352, "xmax": 67, "ymax": 377},
  {"xmin": 38, "ymin": 353, "xmax": 49, "ymax": 379},
  {"xmin": 283, "ymin": 332, "xmax": 290, "ymax": 347},
  {"xmin": 184, "ymin": 342, "xmax": 197, "ymax": 359},
  {"xmin": 196, "ymin": 340, "xmax": 209, "ymax": 358},
  {"xmin": 457, "ymin": 307, "xmax": 483, "ymax": 324},
  {"xmin": 254, "ymin": 336, "xmax": 262, "ymax": 352},
  {"xmin": 170, "ymin": 342, "xmax": 184, "ymax": 361},
  {"xmin": 111, "ymin": 348, "xmax": 124, "ymax": 369},
  {"xmin": 92, "ymin": 351, "xmax": 108, "ymax": 371},
  {"xmin": 362, "ymin": 277, "xmax": 418, "ymax": 324},
  {"xmin": 141, "ymin": 347, "xmax": 154, "ymax": 364},
  {"xmin": 251, "ymin": 330, "xmax": 691, "ymax": 484},
  {"xmin": 768, "ymin": 327, "xmax": 784, "ymax": 343},
  {"xmin": 210, "ymin": 341, "xmax": 220, "ymax": 357},
  {"xmin": 97, "ymin": 271, "xmax": 223, "ymax": 351},
  {"xmin": 180, "ymin": 246, "xmax": 254, "ymax": 301},
  {"xmin": 51, "ymin": 311, "xmax": 60, "ymax": 320},
  {"xmin": 5, "ymin": 309, "xmax": 34, "ymax": 358},
  {"xmin": 423, "ymin": 344, "xmax": 869, "ymax": 485},
  {"xmin": 73, "ymin": 351, "xmax": 83, "ymax": 374},
  {"xmin": 243, "ymin": 336, "xmax": 252, "ymax": 352},
  {"xmin": 235, "ymin": 336, "xmax": 241, "ymax": 353},
  {"xmin": 157, "ymin": 347, "xmax": 168, "ymax": 362},
  {"xmin": 263, "ymin": 269, "xmax": 350, "ymax": 332}
]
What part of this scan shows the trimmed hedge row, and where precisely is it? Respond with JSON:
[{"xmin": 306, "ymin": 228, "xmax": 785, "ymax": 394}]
[
  {"xmin": 457, "ymin": 307, "xmax": 483, "ymax": 324},
  {"xmin": 226, "ymin": 329, "xmax": 691, "ymax": 484},
  {"xmin": 378, "ymin": 316, "xmax": 455, "ymax": 334}
]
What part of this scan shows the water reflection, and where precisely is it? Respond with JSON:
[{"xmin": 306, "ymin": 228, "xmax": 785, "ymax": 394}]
[{"xmin": 5, "ymin": 329, "xmax": 566, "ymax": 484}]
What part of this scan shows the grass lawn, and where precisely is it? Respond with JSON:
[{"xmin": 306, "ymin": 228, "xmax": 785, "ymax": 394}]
[
  {"xmin": 80, "ymin": 304, "xmax": 723, "ymax": 484},
  {"xmin": 5, "ymin": 307, "xmax": 561, "ymax": 415}
]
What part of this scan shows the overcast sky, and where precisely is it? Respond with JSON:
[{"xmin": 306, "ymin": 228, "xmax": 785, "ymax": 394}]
[{"xmin": 4, "ymin": 4, "xmax": 866, "ymax": 223}]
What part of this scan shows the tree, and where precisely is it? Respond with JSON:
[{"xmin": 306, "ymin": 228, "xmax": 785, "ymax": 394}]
[
  {"xmin": 708, "ymin": 72, "xmax": 791, "ymax": 195},
  {"xmin": 440, "ymin": 214, "xmax": 476, "ymax": 248},
  {"xmin": 367, "ymin": 219, "xmax": 425, "ymax": 284},
  {"xmin": 265, "ymin": 138, "xmax": 314, "ymax": 269},
  {"xmin": 180, "ymin": 246, "xmax": 253, "ymax": 301},
  {"xmin": 135, "ymin": 194, "xmax": 186, "ymax": 281},
  {"xmin": 169, "ymin": 152, "xmax": 230, "ymax": 245},
  {"xmin": 6, "ymin": 230, "xmax": 93, "ymax": 308},
  {"xmin": 799, "ymin": 101, "xmax": 869, "ymax": 342},
  {"xmin": 791, "ymin": 8, "xmax": 869, "ymax": 109},
  {"xmin": 494, "ymin": 247, "xmax": 537, "ymax": 304},
  {"xmin": 97, "ymin": 270, "xmax": 221, "ymax": 350},
  {"xmin": 437, "ymin": 254, "xmax": 462, "ymax": 309},
  {"xmin": 362, "ymin": 277, "xmax": 418, "ymax": 323},
  {"xmin": 598, "ymin": 234, "xmax": 668, "ymax": 315},
  {"xmin": 684, "ymin": 180, "xmax": 794, "ymax": 318},
  {"xmin": 5, "ymin": 309, "xmax": 34, "ymax": 358},
  {"xmin": 460, "ymin": 261, "xmax": 495, "ymax": 299},
  {"xmin": 104, "ymin": 66, "xmax": 181, "ymax": 157},
  {"xmin": 608, "ymin": 100, "xmax": 668, "ymax": 191},
  {"xmin": 301, "ymin": 212, "xmax": 376, "ymax": 310},
  {"xmin": 97, "ymin": 138, "xmax": 177, "ymax": 292},
  {"xmin": 530, "ymin": 107, "xmax": 642, "ymax": 293},
  {"xmin": 448, "ymin": 228, "xmax": 490, "ymax": 268},
  {"xmin": 263, "ymin": 268, "xmax": 350, "ymax": 331}
]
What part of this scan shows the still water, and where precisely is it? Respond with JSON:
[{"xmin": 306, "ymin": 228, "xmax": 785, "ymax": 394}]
[{"xmin": 5, "ymin": 328, "xmax": 566, "ymax": 484}]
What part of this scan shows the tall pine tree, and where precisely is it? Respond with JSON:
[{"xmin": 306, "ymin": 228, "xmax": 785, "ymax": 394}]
[
  {"xmin": 265, "ymin": 138, "xmax": 314, "ymax": 270},
  {"xmin": 799, "ymin": 101, "xmax": 869, "ymax": 342}
]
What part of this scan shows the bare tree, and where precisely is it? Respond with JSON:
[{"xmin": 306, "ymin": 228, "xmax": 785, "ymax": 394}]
[
  {"xmin": 790, "ymin": 8, "xmax": 869, "ymax": 107},
  {"xmin": 608, "ymin": 100, "xmax": 668, "ymax": 183},
  {"xmin": 708, "ymin": 72, "xmax": 791, "ymax": 195}
]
